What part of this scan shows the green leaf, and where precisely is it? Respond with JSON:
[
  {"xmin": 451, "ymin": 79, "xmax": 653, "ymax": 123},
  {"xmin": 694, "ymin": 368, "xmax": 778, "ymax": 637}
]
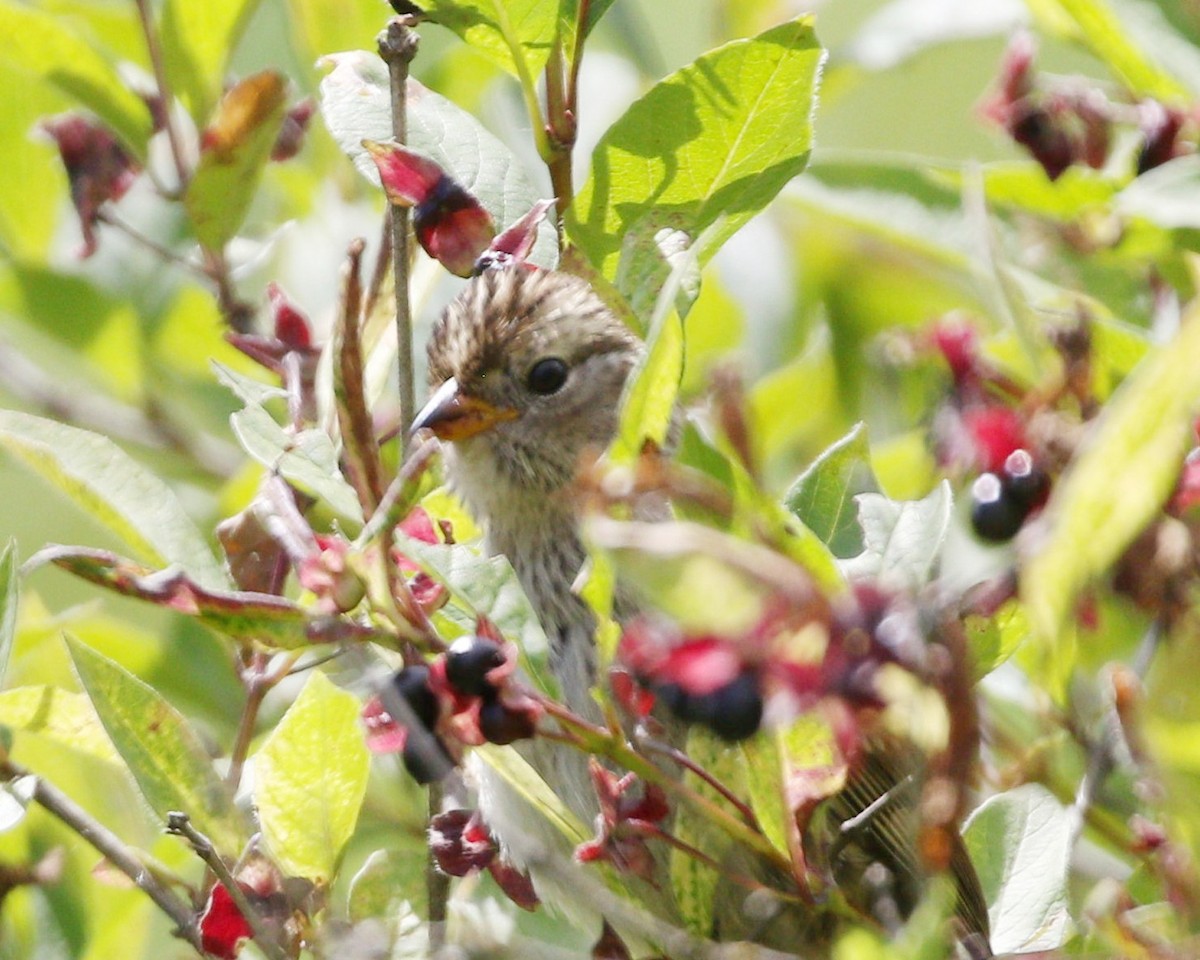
[
  {"xmin": 1117, "ymin": 155, "xmax": 1200, "ymax": 230},
  {"xmin": 253, "ymin": 671, "xmax": 370, "ymax": 883},
  {"xmin": 670, "ymin": 731, "xmax": 727, "ymax": 937},
  {"xmin": 610, "ymin": 280, "xmax": 684, "ymax": 463},
  {"xmin": 841, "ymin": 482, "xmax": 953, "ymax": 591},
  {"xmin": 964, "ymin": 601, "xmax": 1028, "ymax": 680},
  {"xmin": 567, "ymin": 17, "xmax": 824, "ymax": 289},
  {"xmin": 0, "ymin": 1, "xmax": 151, "ymax": 157},
  {"xmin": 784, "ymin": 422, "xmax": 880, "ymax": 558},
  {"xmin": 67, "ymin": 636, "xmax": 246, "ymax": 856},
  {"xmin": 184, "ymin": 71, "xmax": 288, "ymax": 249},
  {"xmin": 347, "ymin": 849, "xmax": 427, "ymax": 922},
  {"xmin": 0, "ymin": 685, "xmax": 120, "ymax": 765},
  {"xmin": 1022, "ymin": 301, "xmax": 1200, "ymax": 656},
  {"xmin": 963, "ymin": 785, "xmax": 1072, "ymax": 953},
  {"xmin": 40, "ymin": 546, "xmax": 377, "ymax": 650},
  {"xmin": 474, "ymin": 743, "xmax": 590, "ymax": 844},
  {"xmin": 161, "ymin": 0, "xmax": 266, "ymax": 119},
  {"xmin": 420, "ymin": 0, "xmax": 558, "ymax": 78},
  {"xmin": 1026, "ymin": 0, "xmax": 1191, "ymax": 101},
  {"xmin": 230, "ymin": 402, "xmax": 365, "ymax": 525},
  {"xmin": 0, "ymin": 541, "xmax": 16, "ymax": 688},
  {"xmin": 0, "ymin": 411, "xmax": 227, "ymax": 591},
  {"xmin": 318, "ymin": 58, "xmax": 556, "ymax": 266}
]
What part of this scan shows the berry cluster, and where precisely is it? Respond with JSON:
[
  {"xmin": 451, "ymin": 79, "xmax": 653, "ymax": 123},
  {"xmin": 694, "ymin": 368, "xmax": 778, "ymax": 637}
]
[
  {"xmin": 927, "ymin": 318, "xmax": 1054, "ymax": 544},
  {"xmin": 361, "ymin": 623, "xmax": 540, "ymax": 784},
  {"xmin": 979, "ymin": 32, "xmax": 1193, "ymax": 181},
  {"xmin": 619, "ymin": 629, "xmax": 765, "ymax": 742},
  {"xmin": 970, "ymin": 448, "xmax": 1051, "ymax": 542}
]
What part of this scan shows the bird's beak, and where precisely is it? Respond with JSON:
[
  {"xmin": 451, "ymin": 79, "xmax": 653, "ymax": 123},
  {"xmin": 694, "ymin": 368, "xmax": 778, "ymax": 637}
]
[{"xmin": 411, "ymin": 377, "xmax": 517, "ymax": 441}]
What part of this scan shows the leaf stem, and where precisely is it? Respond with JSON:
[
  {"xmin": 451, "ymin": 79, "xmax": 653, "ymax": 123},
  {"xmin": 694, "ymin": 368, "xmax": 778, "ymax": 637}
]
[
  {"xmin": 493, "ymin": 4, "xmax": 552, "ymax": 168},
  {"xmin": 378, "ymin": 18, "xmax": 420, "ymax": 451},
  {"xmin": 1, "ymin": 760, "xmax": 202, "ymax": 950},
  {"xmin": 639, "ymin": 735, "xmax": 759, "ymax": 829},
  {"xmin": 539, "ymin": 700, "xmax": 791, "ymax": 874},
  {"xmin": 166, "ymin": 813, "xmax": 290, "ymax": 960},
  {"xmin": 132, "ymin": 0, "xmax": 189, "ymax": 192}
]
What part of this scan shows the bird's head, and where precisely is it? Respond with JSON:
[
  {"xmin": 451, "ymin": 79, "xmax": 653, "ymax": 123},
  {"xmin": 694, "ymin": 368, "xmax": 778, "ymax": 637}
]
[{"xmin": 414, "ymin": 268, "xmax": 641, "ymax": 504}]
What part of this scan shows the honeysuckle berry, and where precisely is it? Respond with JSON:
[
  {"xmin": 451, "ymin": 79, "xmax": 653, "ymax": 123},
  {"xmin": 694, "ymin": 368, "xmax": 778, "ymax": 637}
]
[
  {"xmin": 402, "ymin": 734, "xmax": 454, "ymax": 784},
  {"xmin": 392, "ymin": 664, "xmax": 440, "ymax": 731},
  {"xmin": 970, "ymin": 472, "xmax": 1026, "ymax": 542},
  {"xmin": 705, "ymin": 671, "xmax": 763, "ymax": 742},
  {"xmin": 444, "ymin": 636, "xmax": 506, "ymax": 697},
  {"xmin": 478, "ymin": 694, "xmax": 536, "ymax": 745},
  {"xmin": 1002, "ymin": 448, "xmax": 1050, "ymax": 511}
]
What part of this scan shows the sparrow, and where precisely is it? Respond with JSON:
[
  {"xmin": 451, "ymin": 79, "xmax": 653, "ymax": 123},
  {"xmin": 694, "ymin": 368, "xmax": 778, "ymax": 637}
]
[{"xmin": 412, "ymin": 265, "xmax": 992, "ymax": 956}]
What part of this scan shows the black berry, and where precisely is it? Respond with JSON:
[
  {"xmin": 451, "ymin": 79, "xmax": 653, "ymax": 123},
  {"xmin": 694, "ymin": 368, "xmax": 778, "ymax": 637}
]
[
  {"xmin": 1002, "ymin": 448, "xmax": 1049, "ymax": 511},
  {"xmin": 704, "ymin": 672, "xmax": 763, "ymax": 741},
  {"xmin": 402, "ymin": 733, "xmax": 453, "ymax": 784},
  {"xmin": 391, "ymin": 664, "xmax": 439, "ymax": 730},
  {"xmin": 655, "ymin": 682, "xmax": 705, "ymax": 724},
  {"xmin": 970, "ymin": 472, "xmax": 1026, "ymax": 542},
  {"xmin": 445, "ymin": 636, "xmax": 506, "ymax": 697},
  {"xmin": 478, "ymin": 696, "xmax": 535, "ymax": 745}
]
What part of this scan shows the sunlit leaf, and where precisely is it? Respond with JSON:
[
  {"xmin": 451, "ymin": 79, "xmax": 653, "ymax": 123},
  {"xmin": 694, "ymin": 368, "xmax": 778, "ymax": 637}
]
[
  {"xmin": 0, "ymin": 411, "xmax": 227, "ymax": 591},
  {"xmin": 67, "ymin": 636, "xmax": 247, "ymax": 856},
  {"xmin": 567, "ymin": 18, "xmax": 824, "ymax": 291},
  {"xmin": 784, "ymin": 422, "xmax": 880, "ymax": 558},
  {"xmin": 161, "ymin": 0, "xmax": 266, "ymax": 119},
  {"xmin": 473, "ymin": 743, "xmax": 590, "ymax": 844},
  {"xmin": 230, "ymin": 402, "xmax": 364, "ymax": 525},
  {"xmin": 0, "ymin": 1, "xmax": 151, "ymax": 157},
  {"xmin": 1022, "ymin": 302, "xmax": 1200, "ymax": 655},
  {"xmin": 318, "ymin": 56, "xmax": 556, "ymax": 266},
  {"xmin": 963, "ymin": 785, "xmax": 1073, "ymax": 953},
  {"xmin": 0, "ymin": 685, "xmax": 119, "ymax": 764},
  {"xmin": 1026, "ymin": 0, "xmax": 1192, "ymax": 101},
  {"xmin": 185, "ymin": 71, "xmax": 287, "ymax": 249},
  {"xmin": 419, "ymin": 0, "xmax": 558, "ymax": 78},
  {"xmin": 254, "ymin": 671, "xmax": 370, "ymax": 883}
]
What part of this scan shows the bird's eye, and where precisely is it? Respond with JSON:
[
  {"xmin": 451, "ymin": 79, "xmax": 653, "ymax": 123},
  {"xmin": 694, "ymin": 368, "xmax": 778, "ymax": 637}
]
[{"xmin": 526, "ymin": 357, "xmax": 568, "ymax": 395}]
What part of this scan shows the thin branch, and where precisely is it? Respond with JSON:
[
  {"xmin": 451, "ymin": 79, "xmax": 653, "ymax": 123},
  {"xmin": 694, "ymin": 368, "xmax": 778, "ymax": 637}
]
[
  {"xmin": 132, "ymin": 0, "xmax": 189, "ymax": 191},
  {"xmin": 226, "ymin": 651, "xmax": 296, "ymax": 793},
  {"xmin": 543, "ymin": 37, "xmax": 574, "ymax": 229},
  {"xmin": 538, "ymin": 699, "xmax": 791, "ymax": 874},
  {"xmin": 0, "ymin": 336, "xmax": 242, "ymax": 477},
  {"xmin": 378, "ymin": 19, "xmax": 420, "ymax": 451},
  {"xmin": 2, "ymin": 760, "xmax": 202, "ymax": 950},
  {"xmin": 427, "ymin": 781, "xmax": 450, "ymax": 951},
  {"xmin": 166, "ymin": 813, "xmax": 290, "ymax": 960},
  {"xmin": 97, "ymin": 211, "xmax": 209, "ymax": 279},
  {"xmin": 639, "ymin": 735, "xmax": 759, "ymax": 828}
]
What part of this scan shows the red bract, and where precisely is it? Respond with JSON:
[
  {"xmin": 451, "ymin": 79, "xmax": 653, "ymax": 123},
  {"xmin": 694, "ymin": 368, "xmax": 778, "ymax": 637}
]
[
  {"xmin": 364, "ymin": 141, "xmax": 496, "ymax": 276},
  {"xmin": 963, "ymin": 406, "xmax": 1028, "ymax": 474},
  {"xmin": 267, "ymin": 283, "xmax": 313, "ymax": 350},
  {"xmin": 393, "ymin": 507, "xmax": 449, "ymax": 612},
  {"xmin": 360, "ymin": 696, "xmax": 409, "ymax": 754},
  {"xmin": 473, "ymin": 199, "xmax": 554, "ymax": 274},
  {"xmin": 428, "ymin": 808, "xmax": 539, "ymax": 910},
  {"xmin": 40, "ymin": 113, "xmax": 139, "ymax": 258},
  {"xmin": 271, "ymin": 98, "xmax": 315, "ymax": 162},
  {"xmin": 1138, "ymin": 100, "xmax": 1188, "ymax": 174},
  {"xmin": 296, "ymin": 535, "xmax": 365, "ymax": 614},
  {"xmin": 199, "ymin": 882, "xmax": 252, "ymax": 960},
  {"xmin": 930, "ymin": 315, "xmax": 980, "ymax": 387},
  {"xmin": 576, "ymin": 761, "xmax": 669, "ymax": 882},
  {"xmin": 429, "ymin": 808, "xmax": 496, "ymax": 876}
]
